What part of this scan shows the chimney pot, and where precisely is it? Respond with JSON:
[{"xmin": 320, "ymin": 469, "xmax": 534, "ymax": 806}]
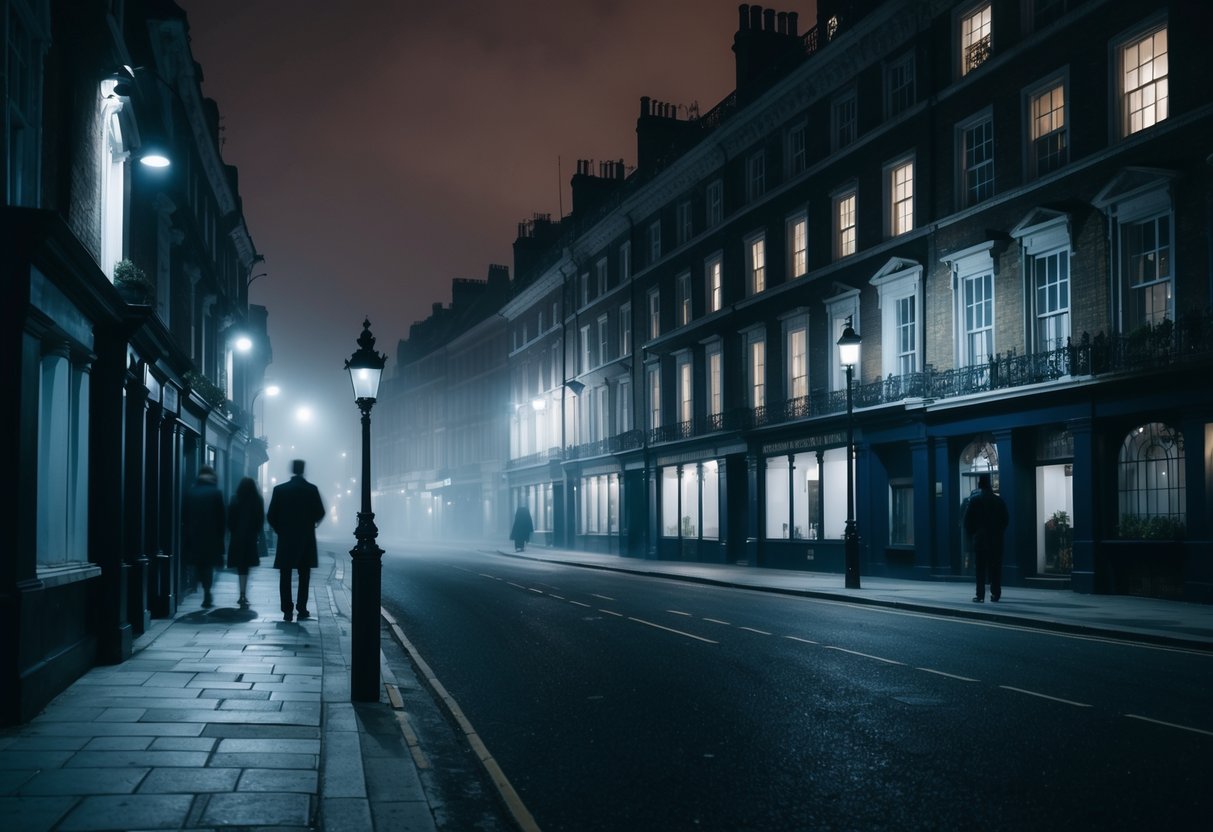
[
  {"xmin": 788, "ymin": 11, "xmax": 798, "ymax": 36},
  {"xmin": 750, "ymin": 5, "xmax": 762, "ymax": 30},
  {"xmin": 777, "ymin": 11, "xmax": 787, "ymax": 34},
  {"xmin": 763, "ymin": 8, "xmax": 775, "ymax": 31},
  {"xmin": 640, "ymin": 96, "xmax": 651, "ymax": 117},
  {"xmin": 738, "ymin": 4, "xmax": 749, "ymax": 30}
]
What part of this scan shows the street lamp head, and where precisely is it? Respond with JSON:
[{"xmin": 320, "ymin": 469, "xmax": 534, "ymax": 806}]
[
  {"xmin": 837, "ymin": 315, "xmax": 862, "ymax": 369},
  {"xmin": 345, "ymin": 318, "xmax": 388, "ymax": 404},
  {"xmin": 264, "ymin": 384, "xmax": 280, "ymax": 397},
  {"xmin": 138, "ymin": 147, "xmax": 171, "ymax": 168},
  {"xmin": 234, "ymin": 335, "xmax": 253, "ymax": 353}
]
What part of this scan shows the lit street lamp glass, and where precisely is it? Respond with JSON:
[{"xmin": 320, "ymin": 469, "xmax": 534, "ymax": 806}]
[
  {"xmin": 234, "ymin": 335, "xmax": 254, "ymax": 353},
  {"xmin": 838, "ymin": 322, "xmax": 861, "ymax": 368}
]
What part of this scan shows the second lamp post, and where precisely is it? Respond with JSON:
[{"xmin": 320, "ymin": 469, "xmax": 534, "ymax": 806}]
[
  {"xmin": 837, "ymin": 317, "xmax": 862, "ymax": 590},
  {"xmin": 345, "ymin": 319, "xmax": 388, "ymax": 702}
]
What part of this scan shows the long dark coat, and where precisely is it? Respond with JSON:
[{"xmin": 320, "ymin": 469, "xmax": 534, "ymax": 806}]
[
  {"xmin": 510, "ymin": 506, "xmax": 534, "ymax": 544},
  {"xmin": 963, "ymin": 486, "xmax": 1009, "ymax": 556},
  {"xmin": 267, "ymin": 475, "xmax": 325, "ymax": 569},
  {"xmin": 182, "ymin": 477, "xmax": 226, "ymax": 568},
  {"xmin": 227, "ymin": 488, "xmax": 265, "ymax": 570}
]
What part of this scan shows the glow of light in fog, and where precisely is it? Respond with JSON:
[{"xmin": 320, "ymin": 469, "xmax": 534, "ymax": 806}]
[
  {"xmin": 234, "ymin": 335, "xmax": 253, "ymax": 352},
  {"xmin": 295, "ymin": 406, "xmax": 313, "ymax": 423},
  {"xmin": 265, "ymin": 384, "xmax": 281, "ymax": 397}
]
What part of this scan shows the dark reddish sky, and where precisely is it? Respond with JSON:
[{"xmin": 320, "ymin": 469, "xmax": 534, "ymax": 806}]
[{"xmin": 179, "ymin": 0, "xmax": 814, "ymax": 501}]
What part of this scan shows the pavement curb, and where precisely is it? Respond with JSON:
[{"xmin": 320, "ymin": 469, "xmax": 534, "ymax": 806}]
[{"xmin": 492, "ymin": 548, "xmax": 1213, "ymax": 653}]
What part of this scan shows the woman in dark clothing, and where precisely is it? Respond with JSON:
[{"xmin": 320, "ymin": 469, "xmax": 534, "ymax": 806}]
[
  {"xmin": 510, "ymin": 505, "xmax": 534, "ymax": 552},
  {"xmin": 182, "ymin": 465, "xmax": 226, "ymax": 609},
  {"xmin": 228, "ymin": 477, "xmax": 265, "ymax": 608}
]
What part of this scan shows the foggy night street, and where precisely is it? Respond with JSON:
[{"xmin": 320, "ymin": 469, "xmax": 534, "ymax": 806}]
[{"xmin": 379, "ymin": 543, "xmax": 1213, "ymax": 831}]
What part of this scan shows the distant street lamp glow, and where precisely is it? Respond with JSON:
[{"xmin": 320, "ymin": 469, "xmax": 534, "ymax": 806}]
[
  {"xmin": 234, "ymin": 335, "xmax": 253, "ymax": 352},
  {"xmin": 295, "ymin": 406, "xmax": 313, "ymax": 423}
]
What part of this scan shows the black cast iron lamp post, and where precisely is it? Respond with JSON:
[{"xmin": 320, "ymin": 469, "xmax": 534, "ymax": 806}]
[
  {"xmin": 837, "ymin": 317, "xmax": 862, "ymax": 590},
  {"xmin": 345, "ymin": 318, "xmax": 388, "ymax": 702}
]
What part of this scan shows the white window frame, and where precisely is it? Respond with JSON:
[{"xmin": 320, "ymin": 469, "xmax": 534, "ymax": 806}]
[
  {"xmin": 580, "ymin": 271, "xmax": 590, "ymax": 308},
  {"xmin": 783, "ymin": 313, "xmax": 809, "ymax": 401},
  {"xmin": 675, "ymin": 351, "xmax": 693, "ymax": 426},
  {"xmin": 619, "ymin": 301, "xmax": 632, "ymax": 355},
  {"xmin": 1115, "ymin": 17, "xmax": 1169, "ymax": 139},
  {"xmin": 597, "ymin": 314, "xmax": 609, "ymax": 366},
  {"xmin": 871, "ymin": 258, "xmax": 923, "ymax": 380},
  {"xmin": 676, "ymin": 270, "xmax": 692, "ymax": 327},
  {"xmin": 743, "ymin": 327, "xmax": 766, "ymax": 409},
  {"xmin": 647, "ymin": 363, "xmax": 662, "ymax": 431},
  {"xmin": 647, "ymin": 287, "xmax": 660, "ymax": 340},
  {"xmin": 617, "ymin": 377, "xmax": 632, "ymax": 433},
  {"xmin": 825, "ymin": 292, "xmax": 861, "ymax": 392},
  {"xmin": 706, "ymin": 179, "xmax": 724, "ymax": 227},
  {"xmin": 884, "ymin": 155, "xmax": 915, "ymax": 237},
  {"xmin": 958, "ymin": 109, "xmax": 995, "ymax": 208},
  {"xmin": 1012, "ymin": 211, "xmax": 1072, "ymax": 353},
  {"xmin": 944, "ymin": 242, "xmax": 998, "ymax": 370},
  {"xmin": 619, "ymin": 241, "xmax": 632, "ymax": 282},
  {"xmin": 787, "ymin": 211, "xmax": 808, "ymax": 279},
  {"xmin": 705, "ymin": 253, "xmax": 723, "ymax": 314},
  {"xmin": 831, "ymin": 88, "xmax": 857, "ymax": 152},
  {"xmin": 833, "ymin": 187, "xmax": 858, "ymax": 260},
  {"xmin": 746, "ymin": 231, "xmax": 767, "ymax": 295},
  {"xmin": 1025, "ymin": 71, "xmax": 1069, "ymax": 179},
  {"xmin": 885, "ymin": 51, "xmax": 915, "ymax": 119},
  {"xmin": 596, "ymin": 257, "xmax": 608, "ymax": 296},
  {"xmin": 579, "ymin": 324, "xmax": 592, "ymax": 372},
  {"xmin": 705, "ymin": 339, "xmax": 723, "ymax": 418},
  {"xmin": 959, "ymin": 2, "xmax": 993, "ymax": 78}
]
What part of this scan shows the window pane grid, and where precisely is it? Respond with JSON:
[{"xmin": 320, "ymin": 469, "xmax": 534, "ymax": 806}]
[
  {"xmin": 1032, "ymin": 84, "xmax": 1067, "ymax": 175},
  {"xmin": 896, "ymin": 295, "xmax": 917, "ymax": 375},
  {"xmin": 964, "ymin": 272, "xmax": 993, "ymax": 366},
  {"xmin": 892, "ymin": 162, "xmax": 914, "ymax": 235},
  {"xmin": 964, "ymin": 118, "xmax": 994, "ymax": 204},
  {"xmin": 962, "ymin": 4, "xmax": 993, "ymax": 74},
  {"xmin": 750, "ymin": 238, "xmax": 766, "ymax": 294},
  {"xmin": 1123, "ymin": 27, "xmax": 1169, "ymax": 135},
  {"xmin": 837, "ymin": 193, "xmax": 857, "ymax": 257}
]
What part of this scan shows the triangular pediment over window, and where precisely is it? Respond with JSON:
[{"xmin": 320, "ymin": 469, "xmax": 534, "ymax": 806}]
[
  {"xmin": 1092, "ymin": 167, "xmax": 1176, "ymax": 211},
  {"xmin": 1011, "ymin": 208, "xmax": 1069, "ymax": 254},
  {"xmin": 869, "ymin": 256, "xmax": 921, "ymax": 286}
]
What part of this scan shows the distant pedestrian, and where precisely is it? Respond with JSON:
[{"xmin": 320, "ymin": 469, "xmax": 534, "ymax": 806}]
[
  {"xmin": 510, "ymin": 505, "xmax": 534, "ymax": 552},
  {"xmin": 267, "ymin": 460, "xmax": 325, "ymax": 622},
  {"xmin": 227, "ymin": 477, "xmax": 265, "ymax": 609},
  {"xmin": 963, "ymin": 473, "xmax": 1009, "ymax": 603},
  {"xmin": 182, "ymin": 465, "xmax": 226, "ymax": 609}
]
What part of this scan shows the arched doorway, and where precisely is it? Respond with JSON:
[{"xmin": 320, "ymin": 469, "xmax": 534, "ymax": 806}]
[{"xmin": 958, "ymin": 436, "xmax": 998, "ymax": 573}]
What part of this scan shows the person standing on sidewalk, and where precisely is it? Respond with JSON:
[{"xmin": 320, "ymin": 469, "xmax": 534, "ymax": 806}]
[
  {"xmin": 963, "ymin": 473, "xmax": 1009, "ymax": 603},
  {"xmin": 182, "ymin": 465, "xmax": 226, "ymax": 609},
  {"xmin": 267, "ymin": 459, "xmax": 325, "ymax": 622},
  {"xmin": 227, "ymin": 476, "xmax": 265, "ymax": 609},
  {"xmin": 510, "ymin": 505, "xmax": 534, "ymax": 552}
]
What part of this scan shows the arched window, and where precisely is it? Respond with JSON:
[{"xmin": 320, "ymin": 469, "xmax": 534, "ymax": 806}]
[
  {"xmin": 959, "ymin": 434, "xmax": 998, "ymax": 493},
  {"xmin": 1118, "ymin": 423, "xmax": 1185, "ymax": 537}
]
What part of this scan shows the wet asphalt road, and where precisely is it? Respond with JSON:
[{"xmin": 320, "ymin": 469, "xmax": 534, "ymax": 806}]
[{"xmin": 381, "ymin": 542, "xmax": 1212, "ymax": 831}]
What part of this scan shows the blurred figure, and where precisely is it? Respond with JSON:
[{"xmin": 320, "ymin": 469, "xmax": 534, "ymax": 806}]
[
  {"xmin": 267, "ymin": 460, "xmax": 325, "ymax": 622},
  {"xmin": 182, "ymin": 465, "xmax": 225, "ymax": 609},
  {"xmin": 227, "ymin": 477, "xmax": 265, "ymax": 609},
  {"xmin": 963, "ymin": 473, "xmax": 1009, "ymax": 603},
  {"xmin": 510, "ymin": 505, "xmax": 534, "ymax": 552}
]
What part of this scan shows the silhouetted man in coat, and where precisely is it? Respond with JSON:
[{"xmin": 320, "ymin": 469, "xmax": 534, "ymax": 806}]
[
  {"xmin": 267, "ymin": 459, "xmax": 326, "ymax": 621},
  {"xmin": 963, "ymin": 473, "xmax": 1009, "ymax": 603},
  {"xmin": 182, "ymin": 465, "xmax": 226, "ymax": 609}
]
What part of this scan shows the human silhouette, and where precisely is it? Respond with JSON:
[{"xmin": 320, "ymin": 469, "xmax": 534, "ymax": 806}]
[
  {"xmin": 267, "ymin": 460, "xmax": 326, "ymax": 621},
  {"xmin": 963, "ymin": 473, "xmax": 1009, "ymax": 602},
  {"xmin": 510, "ymin": 505, "xmax": 534, "ymax": 552},
  {"xmin": 227, "ymin": 477, "xmax": 265, "ymax": 609},
  {"xmin": 182, "ymin": 465, "xmax": 225, "ymax": 609}
]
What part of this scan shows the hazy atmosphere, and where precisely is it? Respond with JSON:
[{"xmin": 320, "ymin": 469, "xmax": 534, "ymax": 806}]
[{"xmin": 179, "ymin": 0, "xmax": 792, "ymax": 504}]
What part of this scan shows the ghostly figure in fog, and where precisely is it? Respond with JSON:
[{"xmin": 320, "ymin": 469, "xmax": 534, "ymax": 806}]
[{"xmin": 510, "ymin": 506, "xmax": 534, "ymax": 552}]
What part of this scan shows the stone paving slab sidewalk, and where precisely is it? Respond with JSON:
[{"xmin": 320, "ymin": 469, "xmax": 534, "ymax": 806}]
[{"xmin": 0, "ymin": 552, "xmax": 437, "ymax": 832}]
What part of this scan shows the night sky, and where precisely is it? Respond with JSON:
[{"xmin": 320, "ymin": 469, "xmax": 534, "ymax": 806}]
[{"xmin": 179, "ymin": 0, "xmax": 815, "ymax": 504}]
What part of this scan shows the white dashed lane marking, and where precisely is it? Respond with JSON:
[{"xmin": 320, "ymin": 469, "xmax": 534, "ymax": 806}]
[
  {"xmin": 591, "ymin": 594, "xmax": 615, "ymax": 602},
  {"xmin": 627, "ymin": 617, "xmax": 719, "ymax": 644},
  {"xmin": 1000, "ymin": 685, "xmax": 1091, "ymax": 708},
  {"xmin": 666, "ymin": 610, "xmax": 692, "ymax": 617},
  {"xmin": 917, "ymin": 667, "xmax": 979, "ymax": 683},
  {"xmin": 738, "ymin": 626, "xmax": 772, "ymax": 636},
  {"xmin": 785, "ymin": 635, "xmax": 818, "ymax": 645},
  {"xmin": 599, "ymin": 609, "xmax": 623, "ymax": 617},
  {"xmin": 702, "ymin": 618, "xmax": 731, "ymax": 626},
  {"xmin": 1124, "ymin": 714, "xmax": 1213, "ymax": 737},
  {"xmin": 823, "ymin": 646, "xmax": 904, "ymax": 665}
]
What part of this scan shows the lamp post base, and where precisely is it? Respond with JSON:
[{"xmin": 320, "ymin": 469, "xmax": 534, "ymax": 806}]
[
  {"xmin": 844, "ymin": 519, "xmax": 861, "ymax": 589},
  {"xmin": 350, "ymin": 512, "xmax": 383, "ymax": 702}
]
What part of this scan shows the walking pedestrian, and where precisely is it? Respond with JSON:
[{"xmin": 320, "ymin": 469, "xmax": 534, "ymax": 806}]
[
  {"xmin": 227, "ymin": 476, "xmax": 265, "ymax": 609},
  {"xmin": 267, "ymin": 459, "xmax": 325, "ymax": 622},
  {"xmin": 510, "ymin": 505, "xmax": 534, "ymax": 552},
  {"xmin": 182, "ymin": 465, "xmax": 226, "ymax": 609},
  {"xmin": 963, "ymin": 473, "xmax": 1009, "ymax": 603}
]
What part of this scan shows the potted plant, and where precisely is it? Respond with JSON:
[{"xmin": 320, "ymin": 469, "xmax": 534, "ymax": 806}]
[{"xmin": 113, "ymin": 259, "xmax": 154, "ymax": 304}]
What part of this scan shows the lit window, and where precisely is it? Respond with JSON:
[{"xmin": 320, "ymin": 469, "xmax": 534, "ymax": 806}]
[
  {"xmin": 647, "ymin": 365, "xmax": 661, "ymax": 430},
  {"xmin": 1118, "ymin": 423, "xmax": 1185, "ymax": 536},
  {"xmin": 648, "ymin": 288, "xmax": 660, "ymax": 340},
  {"xmin": 787, "ymin": 213, "xmax": 807, "ymax": 278},
  {"xmin": 960, "ymin": 3, "xmax": 993, "ymax": 76},
  {"xmin": 889, "ymin": 159, "xmax": 914, "ymax": 236},
  {"xmin": 1029, "ymin": 80, "xmax": 1067, "ymax": 177},
  {"xmin": 619, "ymin": 302, "xmax": 632, "ymax": 355},
  {"xmin": 747, "ymin": 234, "xmax": 766, "ymax": 295},
  {"xmin": 1120, "ymin": 24, "xmax": 1168, "ymax": 137},
  {"xmin": 676, "ymin": 354, "xmax": 693, "ymax": 425},
  {"xmin": 1123, "ymin": 213, "xmax": 1172, "ymax": 329},
  {"xmin": 834, "ymin": 190, "xmax": 857, "ymax": 259},
  {"xmin": 580, "ymin": 325, "xmax": 592, "ymax": 372},
  {"xmin": 746, "ymin": 331, "xmax": 766, "ymax": 409},
  {"xmin": 705, "ymin": 255, "xmax": 723, "ymax": 313},
  {"xmin": 598, "ymin": 314, "xmax": 609, "ymax": 365},
  {"xmin": 706, "ymin": 342, "xmax": 723, "ymax": 417},
  {"xmin": 785, "ymin": 320, "xmax": 808, "ymax": 400}
]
